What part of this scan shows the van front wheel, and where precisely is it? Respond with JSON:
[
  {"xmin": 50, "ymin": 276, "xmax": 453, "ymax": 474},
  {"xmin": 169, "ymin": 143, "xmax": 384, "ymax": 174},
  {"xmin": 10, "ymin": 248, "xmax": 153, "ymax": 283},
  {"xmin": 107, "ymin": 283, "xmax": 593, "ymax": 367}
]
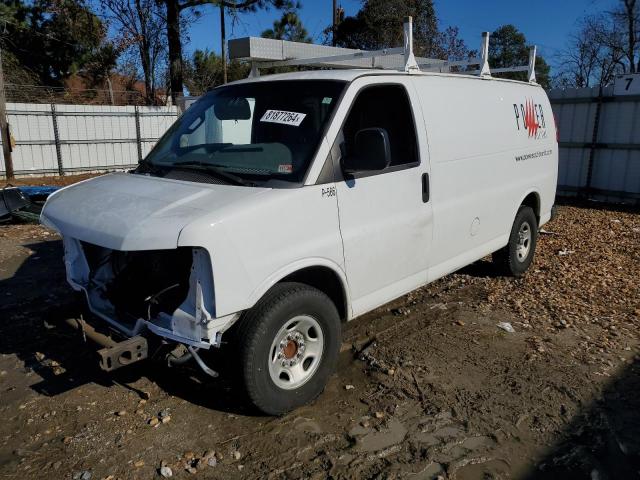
[
  {"xmin": 493, "ymin": 206, "xmax": 538, "ymax": 277},
  {"xmin": 235, "ymin": 282, "xmax": 341, "ymax": 415}
]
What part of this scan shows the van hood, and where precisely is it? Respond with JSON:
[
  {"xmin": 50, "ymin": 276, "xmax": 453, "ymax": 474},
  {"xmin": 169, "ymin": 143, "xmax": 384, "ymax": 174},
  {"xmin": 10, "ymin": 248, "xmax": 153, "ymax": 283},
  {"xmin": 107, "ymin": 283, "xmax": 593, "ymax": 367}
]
[{"xmin": 41, "ymin": 172, "xmax": 268, "ymax": 251}]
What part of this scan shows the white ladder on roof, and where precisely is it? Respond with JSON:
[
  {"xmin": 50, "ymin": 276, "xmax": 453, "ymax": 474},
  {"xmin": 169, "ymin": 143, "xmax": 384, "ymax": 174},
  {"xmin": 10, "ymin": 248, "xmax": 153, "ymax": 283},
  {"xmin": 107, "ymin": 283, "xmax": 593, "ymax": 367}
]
[{"xmin": 228, "ymin": 17, "xmax": 538, "ymax": 83}]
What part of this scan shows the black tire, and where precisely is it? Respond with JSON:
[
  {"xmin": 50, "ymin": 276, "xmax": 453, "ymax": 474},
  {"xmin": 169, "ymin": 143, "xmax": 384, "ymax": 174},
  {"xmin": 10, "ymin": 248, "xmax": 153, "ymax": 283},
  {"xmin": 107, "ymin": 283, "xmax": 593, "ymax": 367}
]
[
  {"xmin": 493, "ymin": 206, "xmax": 538, "ymax": 277},
  {"xmin": 234, "ymin": 282, "xmax": 341, "ymax": 415}
]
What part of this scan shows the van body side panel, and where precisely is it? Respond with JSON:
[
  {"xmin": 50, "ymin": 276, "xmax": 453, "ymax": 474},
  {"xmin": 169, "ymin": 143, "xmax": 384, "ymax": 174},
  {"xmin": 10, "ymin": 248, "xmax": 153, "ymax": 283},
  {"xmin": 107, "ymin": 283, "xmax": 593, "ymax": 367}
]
[
  {"xmin": 329, "ymin": 76, "xmax": 434, "ymax": 318},
  {"xmin": 535, "ymin": 93, "xmax": 559, "ymax": 226},
  {"xmin": 177, "ymin": 184, "xmax": 345, "ymax": 318},
  {"xmin": 413, "ymin": 76, "xmax": 558, "ymax": 280}
]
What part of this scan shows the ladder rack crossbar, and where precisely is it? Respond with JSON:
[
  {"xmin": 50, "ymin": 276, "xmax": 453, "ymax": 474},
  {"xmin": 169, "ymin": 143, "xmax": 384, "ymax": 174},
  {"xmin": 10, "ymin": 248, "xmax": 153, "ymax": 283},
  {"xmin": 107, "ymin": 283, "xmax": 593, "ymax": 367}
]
[{"xmin": 491, "ymin": 66, "xmax": 529, "ymax": 74}]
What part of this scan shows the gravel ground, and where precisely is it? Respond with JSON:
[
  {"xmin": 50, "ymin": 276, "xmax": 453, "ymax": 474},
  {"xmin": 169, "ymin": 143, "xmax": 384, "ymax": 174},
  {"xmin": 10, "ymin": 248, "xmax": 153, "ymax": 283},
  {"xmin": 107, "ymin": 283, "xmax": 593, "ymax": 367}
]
[{"xmin": 0, "ymin": 201, "xmax": 638, "ymax": 480}]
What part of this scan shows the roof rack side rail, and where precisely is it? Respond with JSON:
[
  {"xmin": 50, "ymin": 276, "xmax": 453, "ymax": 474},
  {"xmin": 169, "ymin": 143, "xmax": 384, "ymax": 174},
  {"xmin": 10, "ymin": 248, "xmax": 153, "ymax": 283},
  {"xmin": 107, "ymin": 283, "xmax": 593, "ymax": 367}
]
[
  {"xmin": 417, "ymin": 32, "xmax": 537, "ymax": 83},
  {"xmin": 229, "ymin": 19, "xmax": 538, "ymax": 83}
]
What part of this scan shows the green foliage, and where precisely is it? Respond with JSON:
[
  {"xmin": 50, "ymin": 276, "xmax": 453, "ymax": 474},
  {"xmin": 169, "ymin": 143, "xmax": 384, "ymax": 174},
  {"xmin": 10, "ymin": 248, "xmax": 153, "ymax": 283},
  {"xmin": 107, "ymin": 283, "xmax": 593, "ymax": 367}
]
[
  {"xmin": 0, "ymin": 47, "xmax": 37, "ymax": 86},
  {"xmin": 184, "ymin": 49, "xmax": 249, "ymax": 95},
  {"xmin": 0, "ymin": 0, "xmax": 117, "ymax": 87},
  {"xmin": 332, "ymin": 0, "xmax": 470, "ymax": 60},
  {"xmin": 262, "ymin": 10, "xmax": 311, "ymax": 42},
  {"xmin": 489, "ymin": 25, "xmax": 551, "ymax": 89}
]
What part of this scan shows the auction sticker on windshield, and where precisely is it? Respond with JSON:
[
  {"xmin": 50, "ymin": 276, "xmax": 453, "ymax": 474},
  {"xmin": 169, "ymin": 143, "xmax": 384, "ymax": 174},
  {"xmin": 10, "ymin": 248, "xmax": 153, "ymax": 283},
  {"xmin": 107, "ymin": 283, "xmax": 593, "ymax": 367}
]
[{"xmin": 260, "ymin": 110, "xmax": 306, "ymax": 126}]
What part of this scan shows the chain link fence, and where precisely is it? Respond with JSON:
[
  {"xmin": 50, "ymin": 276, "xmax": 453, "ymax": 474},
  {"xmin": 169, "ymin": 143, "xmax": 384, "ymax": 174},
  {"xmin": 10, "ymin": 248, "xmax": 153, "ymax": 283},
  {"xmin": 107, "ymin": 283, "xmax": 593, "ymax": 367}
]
[{"xmin": 4, "ymin": 84, "xmax": 158, "ymax": 107}]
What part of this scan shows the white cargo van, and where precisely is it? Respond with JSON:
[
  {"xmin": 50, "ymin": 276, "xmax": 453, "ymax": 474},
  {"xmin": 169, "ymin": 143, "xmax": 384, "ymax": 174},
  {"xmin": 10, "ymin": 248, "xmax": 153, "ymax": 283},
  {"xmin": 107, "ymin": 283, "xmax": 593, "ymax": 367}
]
[{"xmin": 41, "ymin": 19, "xmax": 557, "ymax": 414}]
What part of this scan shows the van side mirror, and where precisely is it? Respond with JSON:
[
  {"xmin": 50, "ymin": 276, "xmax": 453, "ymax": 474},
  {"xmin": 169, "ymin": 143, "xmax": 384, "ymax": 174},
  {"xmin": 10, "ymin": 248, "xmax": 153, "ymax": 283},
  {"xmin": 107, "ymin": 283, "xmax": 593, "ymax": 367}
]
[{"xmin": 341, "ymin": 128, "xmax": 391, "ymax": 174}]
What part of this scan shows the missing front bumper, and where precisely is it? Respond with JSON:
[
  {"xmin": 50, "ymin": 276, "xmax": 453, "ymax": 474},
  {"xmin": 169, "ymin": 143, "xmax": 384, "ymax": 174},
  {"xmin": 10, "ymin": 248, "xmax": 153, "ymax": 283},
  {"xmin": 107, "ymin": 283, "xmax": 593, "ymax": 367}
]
[{"xmin": 63, "ymin": 238, "xmax": 225, "ymax": 347}]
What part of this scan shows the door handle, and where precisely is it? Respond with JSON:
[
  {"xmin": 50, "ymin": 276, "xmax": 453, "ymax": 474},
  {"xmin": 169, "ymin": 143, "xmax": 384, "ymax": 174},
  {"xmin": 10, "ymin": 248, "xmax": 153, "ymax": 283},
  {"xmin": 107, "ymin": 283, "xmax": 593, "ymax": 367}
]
[{"xmin": 421, "ymin": 173, "xmax": 430, "ymax": 203}]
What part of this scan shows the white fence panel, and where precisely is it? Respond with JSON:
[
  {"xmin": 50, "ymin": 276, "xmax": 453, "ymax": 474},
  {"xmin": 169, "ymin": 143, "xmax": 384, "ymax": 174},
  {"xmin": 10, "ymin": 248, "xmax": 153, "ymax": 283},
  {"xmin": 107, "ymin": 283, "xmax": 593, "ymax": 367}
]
[
  {"xmin": 550, "ymin": 78, "xmax": 640, "ymax": 205},
  {"xmin": 139, "ymin": 106, "xmax": 177, "ymax": 157},
  {"xmin": 0, "ymin": 103, "xmax": 179, "ymax": 177},
  {"xmin": 4, "ymin": 103, "xmax": 58, "ymax": 175}
]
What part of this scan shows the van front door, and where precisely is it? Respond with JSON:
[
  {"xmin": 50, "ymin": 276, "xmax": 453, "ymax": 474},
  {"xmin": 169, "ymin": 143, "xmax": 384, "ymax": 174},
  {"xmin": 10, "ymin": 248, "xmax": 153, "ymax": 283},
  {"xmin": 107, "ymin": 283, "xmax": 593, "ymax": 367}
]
[{"xmin": 332, "ymin": 79, "xmax": 433, "ymax": 317}]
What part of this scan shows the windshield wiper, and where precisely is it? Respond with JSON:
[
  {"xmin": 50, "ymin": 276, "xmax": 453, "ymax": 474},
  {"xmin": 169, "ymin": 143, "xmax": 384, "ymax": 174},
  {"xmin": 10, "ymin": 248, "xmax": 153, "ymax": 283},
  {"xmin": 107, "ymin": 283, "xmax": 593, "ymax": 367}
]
[{"xmin": 172, "ymin": 161, "xmax": 247, "ymax": 186}]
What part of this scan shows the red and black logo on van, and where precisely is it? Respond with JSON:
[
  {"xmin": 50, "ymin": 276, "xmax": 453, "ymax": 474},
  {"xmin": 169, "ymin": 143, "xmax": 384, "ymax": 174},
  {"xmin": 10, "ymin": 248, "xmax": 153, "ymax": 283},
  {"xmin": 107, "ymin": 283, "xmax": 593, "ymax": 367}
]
[{"xmin": 513, "ymin": 100, "xmax": 547, "ymax": 139}]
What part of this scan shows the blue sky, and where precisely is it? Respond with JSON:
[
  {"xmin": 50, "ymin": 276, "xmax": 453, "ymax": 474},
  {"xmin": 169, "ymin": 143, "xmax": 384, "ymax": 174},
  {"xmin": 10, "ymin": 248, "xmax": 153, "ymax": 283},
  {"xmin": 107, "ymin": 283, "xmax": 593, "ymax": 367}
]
[{"xmin": 184, "ymin": 0, "xmax": 612, "ymax": 68}]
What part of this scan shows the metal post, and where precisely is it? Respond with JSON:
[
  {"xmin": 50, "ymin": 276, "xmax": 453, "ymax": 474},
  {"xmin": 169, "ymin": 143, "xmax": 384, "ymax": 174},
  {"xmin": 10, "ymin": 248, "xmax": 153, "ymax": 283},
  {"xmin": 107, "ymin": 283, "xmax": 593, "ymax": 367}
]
[
  {"xmin": 0, "ymin": 46, "xmax": 14, "ymax": 179},
  {"xmin": 50, "ymin": 104, "xmax": 64, "ymax": 176},
  {"xmin": 249, "ymin": 62, "xmax": 260, "ymax": 78},
  {"xmin": 332, "ymin": 0, "xmax": 337, "ymax": 46},
  {"xmin": 220, "ymin": 3, "xmax": 227, "ymax": 84},
  {"xmin": 106, "ymin": 75, "xmax": 115, "ymax": 105},
  {"xmin": 134, "ymin": 105, "xmax": 143, "ymax": 163},
  {"xmin": 403, "ymin": 17, "xmax": 419, "ymax": 73},
  {"xmin": 527, "ymin": 45, "xmax": 537, "ymax": 83},
  {"xmin": 480, "ymin": 32, "xmax": 491, "ymax": 77},
  {"xmin": 585, "ymin": 86, "xmax": 603, "ymax": 198}
]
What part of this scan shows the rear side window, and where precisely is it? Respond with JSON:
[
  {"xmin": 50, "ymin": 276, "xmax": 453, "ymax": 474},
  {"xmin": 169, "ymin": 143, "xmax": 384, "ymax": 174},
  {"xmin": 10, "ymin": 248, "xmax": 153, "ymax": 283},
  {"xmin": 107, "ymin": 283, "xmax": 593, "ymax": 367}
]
[{"xmin": 342, "ymin": 84, "xmax": 419, "ymax": 169}]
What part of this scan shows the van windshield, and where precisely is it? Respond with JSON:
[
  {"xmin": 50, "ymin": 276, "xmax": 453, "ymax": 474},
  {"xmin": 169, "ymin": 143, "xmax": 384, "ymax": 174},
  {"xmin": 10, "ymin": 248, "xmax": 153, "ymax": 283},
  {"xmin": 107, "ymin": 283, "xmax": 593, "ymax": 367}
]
[{"xmin": 144, "ymin": 80, "xmax": 346, "ymax": 186}]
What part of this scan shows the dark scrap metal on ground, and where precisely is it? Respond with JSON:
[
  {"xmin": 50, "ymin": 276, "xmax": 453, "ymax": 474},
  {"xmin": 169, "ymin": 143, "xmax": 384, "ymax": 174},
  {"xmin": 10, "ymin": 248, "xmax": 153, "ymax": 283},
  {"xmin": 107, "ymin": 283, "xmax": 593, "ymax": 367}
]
[{"xmin": 0, "ymin": 185, "xmax": 59, "ymax": 224}]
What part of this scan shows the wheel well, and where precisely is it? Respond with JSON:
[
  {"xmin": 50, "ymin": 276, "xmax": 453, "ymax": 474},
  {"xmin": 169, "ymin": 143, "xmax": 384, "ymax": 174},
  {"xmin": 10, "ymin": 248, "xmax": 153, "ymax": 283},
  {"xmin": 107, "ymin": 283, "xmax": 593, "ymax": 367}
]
[
  {"xmin": 521, "ymin": 192, "xmax": 540, "ymax": 223},
  {"xmin": 281, "ymin": 266, "xmax": 347, "ymax": 321}
]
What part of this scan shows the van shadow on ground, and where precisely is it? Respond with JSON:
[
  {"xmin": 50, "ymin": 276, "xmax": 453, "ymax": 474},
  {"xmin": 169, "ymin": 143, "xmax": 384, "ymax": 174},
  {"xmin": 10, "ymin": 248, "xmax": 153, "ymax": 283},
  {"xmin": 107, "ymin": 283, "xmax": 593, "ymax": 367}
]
[
  {"xmin": 0, "ymin": 238, "xmax": 257, "ymax": 415},
  {"xmin": 523, "ymin": 356, "xmax": 640, "ymax": 479}
]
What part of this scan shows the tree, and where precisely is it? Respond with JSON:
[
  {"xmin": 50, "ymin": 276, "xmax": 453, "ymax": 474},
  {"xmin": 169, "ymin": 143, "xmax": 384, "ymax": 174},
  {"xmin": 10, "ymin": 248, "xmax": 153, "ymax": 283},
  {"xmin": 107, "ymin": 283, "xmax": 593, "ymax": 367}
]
[
  {"xmin": 438, "ymin": 26, "xmax": 473, "ymax": 61},
  {"xmin": 332, "ymin": 0, "xmax": 470, "ymax": 60},
  {"xmin": 556, "ymin": 15, "xmax": 626, "ymax": 87},
  {"xmin": 489, "ymin": 25, "xmax": 551, "ymax": 89},
  {"xmin": 612, "ymin": 0, "xmax": 639, "ymax": 72},
  {"xmin": 0, "ymin": 0, "xmax": 117, "ymax": 87},
  {"xmin": 0, "ymin": 49, "xmax": 40, "ymax": 102},
  {"xmin": 183, "ymin": 49, "xmax": 248, "ymax": 94},
  {"xmin": 262, "ymin": 10, "xmax": 311, "ymax": 42},
  {"xmin": 101, "ymin": 0, "xmax": 167, "ymax": 104},
  {"xmin": 557, "ymin": 0, "xmax": 638, "ymax": 87},
  {"xmin": 163, "ymin": 0, "xmax": 292, "ymax": 105}
]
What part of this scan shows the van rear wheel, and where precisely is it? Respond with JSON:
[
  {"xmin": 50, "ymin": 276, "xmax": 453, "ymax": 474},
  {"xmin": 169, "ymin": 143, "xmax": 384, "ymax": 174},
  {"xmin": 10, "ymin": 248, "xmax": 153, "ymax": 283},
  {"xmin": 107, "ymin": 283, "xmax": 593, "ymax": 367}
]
[
  {"xmin": 493, "ymin": 206, "xmax": 538, "ymax": 277},
  {"xmin": 235, "ymin": 282, "xmax": 341, "ymax": 415}
]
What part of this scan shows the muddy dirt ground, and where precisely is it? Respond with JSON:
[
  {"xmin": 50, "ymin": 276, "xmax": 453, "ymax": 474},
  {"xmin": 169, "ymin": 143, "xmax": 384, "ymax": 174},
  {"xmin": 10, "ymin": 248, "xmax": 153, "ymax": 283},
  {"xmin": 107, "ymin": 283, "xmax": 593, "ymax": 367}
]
[
  {"xmin": 2, "ymin": 173, "xmax": 101, "ymax": 188},
  {"xmin": 0, "ymin": 201, "xmax": 639, "ymax": 480}
]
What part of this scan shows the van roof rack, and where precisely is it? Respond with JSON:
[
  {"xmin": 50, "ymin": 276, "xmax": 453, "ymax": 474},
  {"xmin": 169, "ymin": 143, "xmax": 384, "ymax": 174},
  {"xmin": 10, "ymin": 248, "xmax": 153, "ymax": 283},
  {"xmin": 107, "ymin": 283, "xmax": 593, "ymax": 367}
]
[{"xmin": 228, "ymin": 17, "xmax": 537, "ymax": 83}]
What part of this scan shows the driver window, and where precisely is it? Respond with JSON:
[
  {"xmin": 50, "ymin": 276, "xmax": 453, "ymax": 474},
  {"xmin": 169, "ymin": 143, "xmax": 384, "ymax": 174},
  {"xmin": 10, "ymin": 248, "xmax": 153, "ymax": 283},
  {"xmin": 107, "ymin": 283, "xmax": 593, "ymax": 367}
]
[{"xmin": 342, "ymin": 84, "xmax": 419, "ymax": 170}]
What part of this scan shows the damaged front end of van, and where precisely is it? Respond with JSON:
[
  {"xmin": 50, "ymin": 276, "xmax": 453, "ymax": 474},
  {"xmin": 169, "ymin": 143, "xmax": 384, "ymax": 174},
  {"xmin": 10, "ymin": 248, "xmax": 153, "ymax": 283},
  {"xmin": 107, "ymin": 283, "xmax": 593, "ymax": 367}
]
[{"xmin": 40, "ymin": 174, "xmax": 245, "ymax": 376}]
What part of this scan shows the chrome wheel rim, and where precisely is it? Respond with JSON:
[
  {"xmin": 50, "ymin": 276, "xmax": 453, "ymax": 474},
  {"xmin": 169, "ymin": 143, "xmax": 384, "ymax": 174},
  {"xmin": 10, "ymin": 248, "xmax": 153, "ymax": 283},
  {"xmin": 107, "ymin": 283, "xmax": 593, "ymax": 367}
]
[
  {"xmin": 268, "ymin": 315, "xmax": 324, "ymax": 390},
  {"xmin": 516, "ymin": 221, "xmax": 532, "ymax": 262}
]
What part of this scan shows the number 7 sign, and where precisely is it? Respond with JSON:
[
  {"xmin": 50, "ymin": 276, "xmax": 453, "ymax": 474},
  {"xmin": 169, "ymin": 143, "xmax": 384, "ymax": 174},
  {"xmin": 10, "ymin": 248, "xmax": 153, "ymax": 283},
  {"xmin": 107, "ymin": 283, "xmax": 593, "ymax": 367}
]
[{"xmin": 614, "ymin": 74, "xmax": 640, "ymax": 96}]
